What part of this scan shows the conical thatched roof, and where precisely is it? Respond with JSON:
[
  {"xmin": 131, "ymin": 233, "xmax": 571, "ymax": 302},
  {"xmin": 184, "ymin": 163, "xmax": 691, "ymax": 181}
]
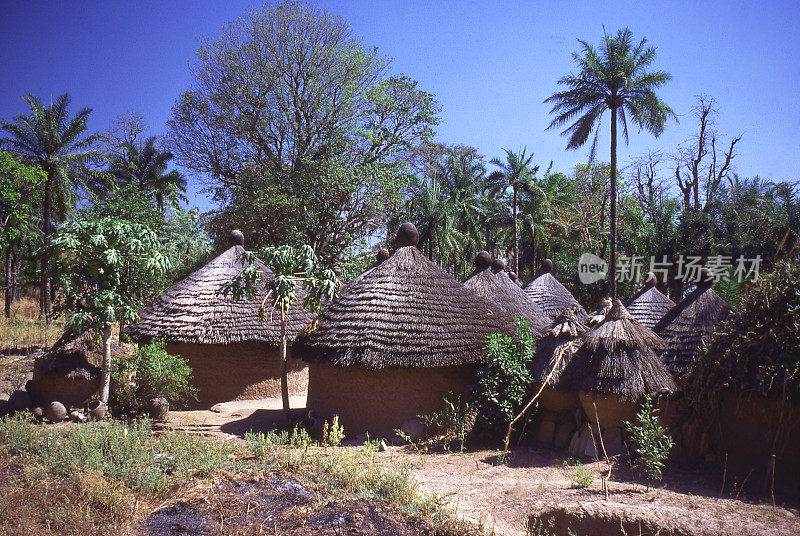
[
  {"xmin": 463, "ymin": 257, "xmax": 549, "ymax": 336},
  {"xmin": 294, "ymin": 225, "xmax": 515, "ymax": 369},
  {"xmin": 654, "ymin": 281, "xmax": 731, "ymax": 376},
  {"xmin": 126, "ymin": 233, "xmax": 314, "ymax": 345},
  {"xmin": 530, "ymin": 307, "xmax": 587, "ymax": 384},
  {"xmin": 523, "ymin": 259, "xmax": 587, "ymax": 319},
  {"xmin": 625, "ymin": 273, "xmax": 676, "ymax": 329},
  {"xmin": 557, "ymin": 300, "xmax": 676, "ymax": 401},
  {"xmin": 587, "ymin": 297, "xmax": 613, "ymax": 327}
]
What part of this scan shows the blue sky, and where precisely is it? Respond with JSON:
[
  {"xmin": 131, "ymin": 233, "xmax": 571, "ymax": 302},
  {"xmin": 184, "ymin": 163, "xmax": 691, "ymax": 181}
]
[{"xmin": 2, "ymin": 0, "xmax": 798, "ymax": 212}]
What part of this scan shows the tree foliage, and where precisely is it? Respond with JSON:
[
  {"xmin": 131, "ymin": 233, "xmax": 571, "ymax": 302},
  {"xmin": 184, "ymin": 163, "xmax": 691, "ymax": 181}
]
[{"xmin": 169, "ymin": 0, "xmax": 439, "ymax": 261}]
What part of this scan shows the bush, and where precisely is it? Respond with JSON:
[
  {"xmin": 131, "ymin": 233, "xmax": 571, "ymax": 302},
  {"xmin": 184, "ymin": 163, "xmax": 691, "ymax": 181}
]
[
  {"xmin": 474, "ymin": 319, "xmax": 535, "ymax": 434},
  {"xmin": 625, "ymin": 397, "xmax": 674, "ymax": 488},
  {"xmin": 112, "ymin": 340, "xmax": 196, "ymax": 414}
]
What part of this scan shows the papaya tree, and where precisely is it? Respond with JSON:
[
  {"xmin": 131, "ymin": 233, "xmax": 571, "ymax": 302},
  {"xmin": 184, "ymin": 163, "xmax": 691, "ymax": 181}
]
[
  {"xmin": 222, "ymin": 244, "xmax": 338, "ymax": 423},
  {"xmin": 51, "ymin": 217, "xmax": 171, "ymax": 403}
]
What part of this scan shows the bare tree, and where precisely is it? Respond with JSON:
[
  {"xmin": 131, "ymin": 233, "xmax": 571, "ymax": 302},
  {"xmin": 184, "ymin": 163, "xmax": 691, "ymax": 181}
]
[{"xmin": 674, "ymin": 96, "xmax": 742, "ymax": 210}]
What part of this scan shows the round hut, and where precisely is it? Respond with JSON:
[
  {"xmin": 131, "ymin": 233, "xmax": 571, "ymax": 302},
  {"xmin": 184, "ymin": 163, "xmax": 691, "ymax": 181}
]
[
  {"xmin": 463, "ymin": 254, "xmax": 549, "ymax": 336},
  {"xmin": 30, "ymin": 330, "xmax": 130, "ymax": 408},
  {"xmin": 558, "ymin": 300, "xmax": 676, "ymax": 455},
  {"xmin": 654, "ymin": 270, "xmax": 731, "ymax": 378},
  {"xmin": 625, "ymin": 272, "xmax": 676, "ymax": 329},
  {"xmin": 529, "ymin": 307, "xmax": 587, "ymax": 447},
  {"xmin": 523, "ymin": 259, "xmax": 587, "ymax": 319},
  {"xmin": 125, "ymin": 231, "xmax": 314, "ymax": 407},
  {"xmin": 293, "ymin": 224, "xmax": 515, "ymax": 437}
]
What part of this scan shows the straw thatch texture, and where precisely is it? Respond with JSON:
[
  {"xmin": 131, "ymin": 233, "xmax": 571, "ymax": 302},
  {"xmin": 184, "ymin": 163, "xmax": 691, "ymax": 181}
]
[
  {"xmin": 125, "ymin": 245, "xmax": 314, "ymax": 345},
  {"xmin": 653, "ymin": 285, "xmax": 731, "ymax": 376},
  {"xmin": 530, "ymin": 308, "xmax": 587, "ymax": 384},
  {"xmin": 294, "ymin": 245, "xmax": 516, "ymax": 369},
  {"xmin": 463, "ymin": 267, "xmax": 549, "ymax": 336},
  {"xmin": 625, "ymin": 283, "xmax": 675, "ymax": 329},
  {"xmin": 523, "ymin": 268, "xmax": 587, "ymax": 319},
  {"xmin": 558, "ymin": 300, "xmax": 676, "ymax": 401}
]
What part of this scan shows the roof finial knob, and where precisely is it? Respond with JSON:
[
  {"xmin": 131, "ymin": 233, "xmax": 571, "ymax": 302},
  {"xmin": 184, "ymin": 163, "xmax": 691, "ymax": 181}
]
[
  {"xmin": 395, "ymin": 223, "xmax": 419, "ymax": 248},
  {"xmin": 474, "ymin": 251, "xmax": 491, "ymax": 271},
  {"xmin": 542, "ymin": 258, "xmax": 553, "ymax": 273},
  {"xmin": 229, "ymin": 229, "xmax": 245, "ymax": 246},
  {"xmin": 644, "ymin": 271, "xmax": 657, "ymax": 288},
  {"xmin": 509, "ymin": 271, "xmax": 518, "ymax": 282},
  {"xmin": 491, "ymin": 258, "xmax": 505, "ymax": 273},
  {"xmin": 376, "ymin": 248, "xmax": 390, "ymax": 263}
]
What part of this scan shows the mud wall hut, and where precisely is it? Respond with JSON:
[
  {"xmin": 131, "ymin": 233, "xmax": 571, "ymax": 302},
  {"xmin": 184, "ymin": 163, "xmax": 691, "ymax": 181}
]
[
  {"xmin": 293, "ymin": 224, "xmax": 515, "ymax": 437},
  {"xmin": 125, "ymin": 231, "xmax": 314, "ymax": 407},
  {"xmin": 557, "ymin": 300, "xmax": 676, "ymax": 456}
]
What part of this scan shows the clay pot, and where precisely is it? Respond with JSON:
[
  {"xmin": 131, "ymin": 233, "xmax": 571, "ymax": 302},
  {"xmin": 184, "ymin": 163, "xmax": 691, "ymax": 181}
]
[
  {"xmin": 45, "ymin": 401, "xmax": 67, "ymax": 423},
  {"xmin": 69, "ymin": 410, "xmax": 87, "ymax": 423},
  {"xmin": 32, "ymin": 406, "xmax": 45, "ymax": 420},
  {"xmin": 8, "ymin": 390, "xmax": 33, "ymax": 413},
  {"xmin": 147, "ymin": 397, "xmax": 169, "ymax": 420},
  {"xmin": 0, "ymin": 399, "xmax": 9, "ymax": 417},
  {"xmin": 88, "ymin": 400, "xmax": 107, "ymax": 420}
]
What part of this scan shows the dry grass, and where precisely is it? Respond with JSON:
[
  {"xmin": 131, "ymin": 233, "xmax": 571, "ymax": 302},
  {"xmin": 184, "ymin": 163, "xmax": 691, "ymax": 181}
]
[
  {"xmin": 0, "ymin": 417, "xmax": 478, "ymax": 536},
  {"xmin": 0, "ymin": 297, "xmax": 63, "ymax": 350}
]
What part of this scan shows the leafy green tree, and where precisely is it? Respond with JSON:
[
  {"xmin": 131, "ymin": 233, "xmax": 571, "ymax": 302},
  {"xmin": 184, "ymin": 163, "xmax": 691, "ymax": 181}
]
[
  {"xmin": 169, "ymin": 0, "xmax": 439, "ymax": 262},
  {"xmin": 51, "ymin": 218, "xmax": 171, "ymax": 403},
  {"xmin": 108, "ymin": 136, "xmax": 187, "ymax": 213},
  {"xmin": 223, "ymin": 245, "xmax": 337, "ymax": 422},
  {"xmin": 0, "ymin": 152, "xmax": 44, "ymax": 316},
  {"xmin": 488, "ymin": 148, "xmax": 539, "ymax": 274},
  {"xmin": 1, "ymin": 93, "xmax": 108, "ymax": 315},
  {"xmin": 546, "ymin": 28, "xmax": 676, "ymax": 300}
]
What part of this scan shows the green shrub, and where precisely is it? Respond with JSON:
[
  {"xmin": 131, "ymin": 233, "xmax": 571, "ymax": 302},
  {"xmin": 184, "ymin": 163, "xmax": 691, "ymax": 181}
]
[
  {"xmin": 625, "ymin": 397, "xmax": 674, "ymax": 488},
  {"xmin": 112, "ymin": 339, "xmax": 196, "ymax": 414},
  {"xmin": 475, "ymin": 319, "xmax": 535, "ymax": 434}
]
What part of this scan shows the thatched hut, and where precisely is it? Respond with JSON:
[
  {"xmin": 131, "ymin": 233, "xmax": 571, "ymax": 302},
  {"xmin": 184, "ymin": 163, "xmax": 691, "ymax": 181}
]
[
  {"xmin": 125, "ymin": 231, "xmax": 314, "ymax": 407},
  {"xmin": 523, "ymin": 259, "xmax": 587, "ymax": 319},
  {"xmin": 558, "ymin": 300, "xmax": 676, "ymax": 429},
  {"xmin": 625, "ymin": 272, "xmax": 675, "ymax": 329},
  {"xmin": 463, "ymin": 254, "xmax": 549, "ymax": 336},
  {"xmin": 653, "ymin": 273, "xmax": 731, "ymax": 378},
  {"xmin": 30, "ymin": 330, "xmax": 130, "ymax": 408},
  {"xmin": 293, "ymin": 224, "xmax": 515, "ymax": 437},
  {"xmin": 529, "ymin": 308, "xmax": 587, "ymax": 447},
  {"xmin": 681, "ymin": 261, "xmax": 800, "ymax": 496}
]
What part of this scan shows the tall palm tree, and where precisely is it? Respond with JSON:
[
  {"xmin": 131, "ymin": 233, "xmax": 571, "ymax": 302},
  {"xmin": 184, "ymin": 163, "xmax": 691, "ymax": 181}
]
[
  {"xmin": 109, "ymin": 136, "xmax": 187, "ymax": 212},
  {"xmin": 488, "ymin": 148, "xmax": 539, "ymax": 274},
  {"xmin": 545, "ymin": 28, "xmax": 675, "ymax": 299},
  {"xmin": 1, "ymin": 94, "xmax": 107, "ymax": 315}
]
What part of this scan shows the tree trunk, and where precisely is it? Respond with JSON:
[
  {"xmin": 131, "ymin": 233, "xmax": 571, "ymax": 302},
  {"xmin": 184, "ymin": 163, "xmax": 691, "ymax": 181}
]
[
  {"xmin": 513, "ymin": 184, "xmax": 519, "ymax": 275},
  {"xmin": 99, "ymin": 324, "xmax": 113, "ymax": 404},
  {"xmin": 532, "ymin": 226, "xmax": 537, "ymax": 280},
  {"xmin": 280, "ymin": 309, "xmax": 291, "ymax": 424},
  {"xmin": 609, "ymin": 106, "xmax": 618, "ymax": 301},
  {"xmin": 4, "ymin": 248, "xmax": 12, "ymax": 318},
  {"xmin": 40, "ymin": 172, "xmax": 52, "ymax": 318}
]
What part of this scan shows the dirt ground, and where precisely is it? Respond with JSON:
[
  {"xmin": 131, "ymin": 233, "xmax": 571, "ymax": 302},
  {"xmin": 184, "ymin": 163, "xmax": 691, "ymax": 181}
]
[
  {"xmin": 372, "ymin": 445, "xmax": 800, "ymax": 536},
  {"xmin": 161, "ymin": 402, "xmax": 800, "ymax": 536}
]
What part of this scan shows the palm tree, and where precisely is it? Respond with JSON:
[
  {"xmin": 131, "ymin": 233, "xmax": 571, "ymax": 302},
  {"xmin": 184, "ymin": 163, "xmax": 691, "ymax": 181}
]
[
  {"xmin": 488, "ymin": 148, "xmax": 539, "ymax": 274},
  {"xmin": 109, "ymin": 136, "xmax": 187, "ymax": 212},
  {"xmin": 1, "ymin": 94, "xmax": 107, "ymax": 315},
  {"xmin": 545, "ymin": 28, "xmax": 675, "ymax": 299}
]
